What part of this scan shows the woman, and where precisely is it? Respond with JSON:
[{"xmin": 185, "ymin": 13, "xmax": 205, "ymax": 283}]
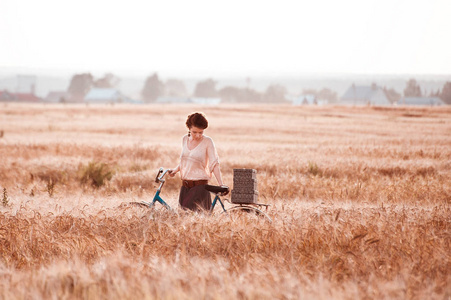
[{"xmin": 168, "ymin": 112, "xmax": 227, "ymax": 211}]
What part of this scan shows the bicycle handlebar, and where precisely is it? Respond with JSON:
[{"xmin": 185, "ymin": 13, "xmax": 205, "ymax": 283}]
[
  {"xmin": 155, "ymin": 167, "xmax": 171, "ymax": 183},
  {"xmin": 154, "ymin": 167, "xmax": 163, "ymax": 183}
]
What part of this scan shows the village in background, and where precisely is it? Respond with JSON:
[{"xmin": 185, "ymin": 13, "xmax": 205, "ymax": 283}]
[{"xmin": 0, "ymin": 68, "xmax": 450, "ymax": 106}]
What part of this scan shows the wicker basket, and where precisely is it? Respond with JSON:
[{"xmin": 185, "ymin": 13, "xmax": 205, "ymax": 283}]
[
  {"xmin": 231, "ymin": 191, "xmax": 258, "ymax": 204},
  {"xmin": 231, "ymin": 168, "xmax": 258, "ymax": 204}
]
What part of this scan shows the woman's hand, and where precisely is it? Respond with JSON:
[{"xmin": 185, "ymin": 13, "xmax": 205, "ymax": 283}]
[
  {"xmin": 220, "ymin": 185, "xmax": 229, "ymax": 196},
  {"xmin": 168, "ymin": 169, "xmax": 177, "ymax": 177}
]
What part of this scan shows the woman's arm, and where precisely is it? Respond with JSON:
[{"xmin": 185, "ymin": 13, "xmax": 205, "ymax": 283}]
[
  {"xmin": 212, "ymin": 164, "xmax": 224, "ymax": 186},
  {"xmin": 168, "ymin": 164, "xmax": 180, "ymax": 177},
  {"xmin": 206, "ymin": 137, "xmax": 224, "ymax": 185}
]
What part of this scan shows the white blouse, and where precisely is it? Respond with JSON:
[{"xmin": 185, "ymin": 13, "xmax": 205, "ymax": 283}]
[{"xmin": 179, "ymin": 134, "xmax": 219, "ymax": 181}]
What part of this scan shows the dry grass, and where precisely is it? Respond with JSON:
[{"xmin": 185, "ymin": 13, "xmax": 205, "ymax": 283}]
[{"xmin": 0, "ymin": 103, "xmax": 450, "ymax": 299}]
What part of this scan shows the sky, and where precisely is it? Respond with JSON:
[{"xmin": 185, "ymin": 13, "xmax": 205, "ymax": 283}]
[{"xmin": 1, "ymin": 0, "xmax": 451, "ymax": 77}]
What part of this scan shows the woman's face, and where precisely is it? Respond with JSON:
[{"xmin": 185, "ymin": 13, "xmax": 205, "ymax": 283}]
[{"xmin": 190, "ymin": 126, "xmax": 204, "ymax": 141}]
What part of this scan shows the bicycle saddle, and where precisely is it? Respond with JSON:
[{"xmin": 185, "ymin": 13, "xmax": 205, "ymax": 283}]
[{"xmin": 205, "ymin": 185, "xmax": 229, "ymax": 195}]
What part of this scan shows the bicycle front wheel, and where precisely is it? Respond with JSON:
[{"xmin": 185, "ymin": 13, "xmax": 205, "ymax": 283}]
[{"xmin": 127, "ymin": 201, "xmax": 153, "ymax": 208}]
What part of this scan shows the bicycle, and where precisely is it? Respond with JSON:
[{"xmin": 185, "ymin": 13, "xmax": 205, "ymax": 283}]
[{"xmin": 130, "ymin": 167, "xmax": 272, "ymax": 222}]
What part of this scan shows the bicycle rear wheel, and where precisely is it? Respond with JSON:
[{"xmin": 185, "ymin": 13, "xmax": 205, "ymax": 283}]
[{"xmin": 224, "ymin": 205, "xmax": 272, "ymax": 223}]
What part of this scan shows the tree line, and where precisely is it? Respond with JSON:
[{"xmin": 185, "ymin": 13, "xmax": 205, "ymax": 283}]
[
  {"xmin": 141, "ymin": 74, "xmax": 293, "ymax": 103},
  {"xmin": 139, "ymin": 74, "xmax": 340, "ymax": 103},
  {"xmin": 66, "ymin": 73, "xmax": 451, "ymax": 104},
  {"xmin": 383, "ymin": 79, "xmax": 451, "ymax": 104},
  {"xmin": 66, "ymin": 72, "xmax": 337, "ymax": 103}
]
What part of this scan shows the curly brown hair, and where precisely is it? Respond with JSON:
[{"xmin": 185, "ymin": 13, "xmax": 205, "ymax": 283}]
[{"xmin": 186, "ymin": 112, "xmax": 208, "ymax": 129}]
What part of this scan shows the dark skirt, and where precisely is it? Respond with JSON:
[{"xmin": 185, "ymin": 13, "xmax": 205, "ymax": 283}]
[{"xmin": 179, "ymin": 185, "xmax": 211, "ymax": 211}]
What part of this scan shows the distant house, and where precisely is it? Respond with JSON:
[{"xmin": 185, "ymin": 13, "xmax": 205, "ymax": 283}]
[
  {"xmin": 340, "ymin": 84, "xmax": 391, "ymax": 106},
  {"xmin": 155, "ymin": 97, "xmax": 221, "ymax": 105},
  {"xmin": 84, "ymin": 88, "xmax": 125, "ymax": 103},
  {"xmin": 0, "ymin": 90, "xmax": 41, "ymax": 102},
  {"xmin": 293, "ymin": 94, "xmax": 317, "ymax": 105},
  {"xmin": 13, "ymin": 93, "xmax": 41, "ymax": 102},
  {"xmin": 45, "ymin": 91, "xmax": 69, "ymax": 103},
  {"xmin": 398, "ymin": 97, "xmax": 446, "ymax": 106}
]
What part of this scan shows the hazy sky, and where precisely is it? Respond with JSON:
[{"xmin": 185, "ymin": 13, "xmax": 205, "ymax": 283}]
[{"xmin": 1, "ymin": 0, "xmax": 450, "ymax": 76}]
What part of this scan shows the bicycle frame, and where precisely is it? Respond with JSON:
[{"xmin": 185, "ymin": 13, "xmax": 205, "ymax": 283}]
[
  {"xmin": 138, "ymin": 167, "xmax": 171, "ymax": 210},
  {"xmin": 149, "ymin": 187, "xmax": 171, "ymax": 210},
  {"xmin": 210, "ymin": 193, "xmax": 227, "ymax": 213}
]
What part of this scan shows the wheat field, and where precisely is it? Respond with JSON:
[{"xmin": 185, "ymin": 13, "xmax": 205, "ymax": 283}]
[{"xmin": 0, "ymin": 103, "xmax": 450, "ymax": 299}]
